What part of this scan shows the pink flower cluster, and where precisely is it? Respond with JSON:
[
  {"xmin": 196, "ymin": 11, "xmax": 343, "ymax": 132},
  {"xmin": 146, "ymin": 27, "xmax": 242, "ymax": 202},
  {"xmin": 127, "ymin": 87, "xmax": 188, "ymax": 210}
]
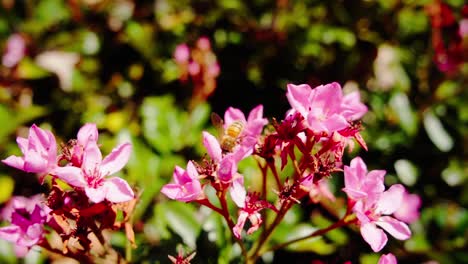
[
  {"xmin": 173, "ymin": 37, "xmax": 220, "ymax": 108},
  {"xmin": 1, "ymin": 123, "xmax": 135, "ymax": 257},
  {"xmin": 162, "ymin": 81, "xmax": 421, "ymax": 262},
  {"xmin": 0, "ymin": 195, "xmax": 49, "ymax": 257}
]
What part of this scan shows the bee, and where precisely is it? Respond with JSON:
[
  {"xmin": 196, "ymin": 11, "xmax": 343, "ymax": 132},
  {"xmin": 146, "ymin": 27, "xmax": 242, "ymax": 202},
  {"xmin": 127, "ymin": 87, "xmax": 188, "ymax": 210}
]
[{"xmin": 211, "ymin": 113, "xmax": 245, "ymax": 153}]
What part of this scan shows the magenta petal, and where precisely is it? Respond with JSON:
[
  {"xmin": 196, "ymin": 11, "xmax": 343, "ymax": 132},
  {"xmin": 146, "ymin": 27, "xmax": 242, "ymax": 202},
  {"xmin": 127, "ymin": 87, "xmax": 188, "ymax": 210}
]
[
  {"xmin": 322, "ymin": 114, "xmax": 349, "ymax": 133},
  {"xmin": 2, "ymin": 155, "xmax": 25, "ymax": 171},
  {"xmin": 77, "ymin": 123, "xmax": 98, "ymax": 146},
  {"xmin": 85, "ymin": 186, "xmax": 106, "ymax": 203},
  {"xmin": 29, "ymin": 124, "xmax": 51, "ymax": 153},
  {"xmin": 51, "ymin": 166, "xmax": 86, "ymax": 187},
  {"xmin": 224, "ymin": 107, "xmax": 246, "ymax": 126},
  {"xmin": 361, "ymin": 222, "xmax": 388, "ymax": 252},
  {"xmin": 186, "ymin": 161, "xmax": 199, "ymax": 179},
  {"xmin": 202, "ymin": 131, "xmax": 222, "ymax": 162},
  {"xmin": 376, "ymin": 184, "xmax": 405, "ymax": 215},
  {"xmin": 104, "ymin": 177, "xmax": 134, "ymax": 203},
  {"xmin": 101, "ymin": 142, "xmax": 132, "ymax": 176},
  {"xmin": 376, "ymin": 216, "xmax": 411, "ymax": 240},
  {"xmin": 286, "ymin": 83, "xmax": 312, "ymax": 115}
]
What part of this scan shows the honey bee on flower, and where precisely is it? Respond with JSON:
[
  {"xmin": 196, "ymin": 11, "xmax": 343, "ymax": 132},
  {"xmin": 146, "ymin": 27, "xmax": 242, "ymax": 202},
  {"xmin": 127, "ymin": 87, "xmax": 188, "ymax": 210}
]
[{"xmin": 211, "ymin": 112, "xmax": 245, "ymax": 153}]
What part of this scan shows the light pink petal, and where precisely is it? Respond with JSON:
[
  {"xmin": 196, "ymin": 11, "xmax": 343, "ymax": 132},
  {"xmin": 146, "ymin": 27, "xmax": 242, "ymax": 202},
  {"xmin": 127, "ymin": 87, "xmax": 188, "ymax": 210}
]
[
  {"xmin": 342, "ymin": 91, "xmax": 368, "ymax": 120},
  {"xmin": 247, "ymin": 105, "xmax": 264, "ymax": 122},
  {"xmin": 246, "ymin": 212, "xmax": 263, "ymax": 235},
  {"xmin": 229, "ymin": 176, "xmax": 246, "ymax": 208},
  {"xmin": 350, "ymin": 156, "xmax": 367, "ymax": 180},
  {"xmin": 28, "ymin": 124, "xmax": 51, "ymax": 153},
  {"xmin": 174, "ymin": 44, "xmax": 190, "ymax": 63},
  {"xmin": 186, "ymin": 161, "xmax": 199, "ymax": 180},
  {"xmin": 376, "ymin": 184, "xmax": 405, "ymax": 215},
  {"xmin": 16, "ymin": 137, "xmax": 28, "ymax": 154},
  {"xmin": 344, "ymin": 164, "xmax": 359, "ymax": 191},
  {"xmin": 100, "ymin": 142, "xmax": 132, "ymax": 176},
  {"xmin": 77, "ymin": 123, "xmax": 98, "ymax": 146},
  {"xmin": 365, "ymin": 170, "xmax": 386, "ymax": 193},
  {"xmin": 51, "ymin": 166, "xmax": 86, "ymax": 187},
  {"xmin": 23, "ymin": 151, "xmax": 47, "ymax": 173},
  {"xmin": 85, "ymin": 186, "xmax": 107, "ymax": 203},
  {"xmin": 82, "ymin": 142, "xmax": 102, "ymax": 171},
  {"xmin": 245, "ymin": 118, "xmax": 267, "ymax": 138},
  {"xmin": 104, "ymin": 177, "xmax": 134, "ymax": 203},
  {"xmin": 161, "ymin": 184, "xmax": 184, "ymax": 200},
  {"xmin": 378, "ymin": 253, "xmax": 397, "ymax": 264},
  {"xmin": 376, "ymin": 216, "xmax": 411, "ymax": 240},
  {"xmin": 224, "ymin": 107, "xmax": 246, "ymax": 126},
  {"xmin": 0, "ymin": 226, "xmax": 21, "ymax": 242},
  {"xmin": 322, "ymin": 114, "xmax": 349, "ymax": 133},
  {"xmin": 14, "ymin": 245, "xmax": 30, "ymax": 257},
  {"xmin": 202, "ymin": 131, "xmax": 222, "ymax": 162},
  {"xmin": 286, "ymin": 83, "xmax": 312, "ymax": 115},
  {"xmin": 311, "ymin": 82, "xmax": 343, "ymax": 114},
  {"xmin": 394, "ymin": 192, "xmax": 421, "ymax": 223},
  {"xmin": 233, "ymin": 210, "xmax": 248, "ymax": 239},
  {"xmin": 2, "ymin": 155, "xmax": 25, "ymax": 171},
  {"xmin": 361, "ymin": 222, "xmax": 388, "ymax": 252}
]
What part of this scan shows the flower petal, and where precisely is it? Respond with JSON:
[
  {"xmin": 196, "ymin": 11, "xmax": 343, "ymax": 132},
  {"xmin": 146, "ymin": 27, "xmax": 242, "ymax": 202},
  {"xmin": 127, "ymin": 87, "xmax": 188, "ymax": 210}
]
[
  {"xmin": 23, "ymin": 151, "xmax": 47, "ymax": 173},
  {"xmin": 202, "ymin": 131, "xmax": 222, "ymax": 162},
  {"xmin": 77, "ymin": 123, "xmax": 98, "ymax": 146},
  {"xmin": 100, "ymin": 142, "xmax": 132, "ymax": 176},
  {"xmin": 376, "ymin": 216, "xmax": 411, "ymax": 240},
  {"xmin": 82, "ymin": 142, "xmax": 103, "ymax": 172},
  {"xmin": 361, "ymin": 222, "xmax": 388, "ymax": 252},
  {"xmin": 104, "ymin": 177, "xmax": 134, "ymax": 203},
  {"xmin": 85, "ymin": 186, "xmax": 106, "ymax": 203},
  {"xmin": 224, "ymin": 107, "xmax": 246, "ymax": 126},
  {"xmin": 286, "ymin": 83, "xmax": 312, "ymax": 115},
  {"xmin": 2, "ymin": 155, "xmax": 25, "ymax": 171},
  {"xmin": 230, "ymin": 176, "xmax": 246, "ymax": 208},
  {"xmin": 376, "ymin": 184, "xmax": 405, "ymax": 215},
  {"xmin": 51, "ymin": 166, "xmax": 86, "ymax": 187},
  {"xmin": 378, "ymin": 253, "xmax": 397, "ymax": 264}
]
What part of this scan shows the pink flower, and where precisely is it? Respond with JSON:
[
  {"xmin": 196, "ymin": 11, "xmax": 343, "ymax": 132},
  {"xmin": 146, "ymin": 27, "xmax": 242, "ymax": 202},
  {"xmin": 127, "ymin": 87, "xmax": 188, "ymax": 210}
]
[
  {"xmin": 2, "ymin": 124, "xmax": 57, "ymax": 176},
  {"xmin": 202, "ymin": 131, "xmax": 247, "ymax": 207},
  {"xmin": 52, "ymin": 140, "xmax": 134, "ymax": 203},
  {"xmin": 354, "ymin": 184, "xmax": 411, "ymax": 252},
  {"xmin": 393, "ymin": 190, "xmax": 421, "ymax": 224},
  {"xmin": 286, "ymin": 82, "xmax": 367, "ymax": 135},
  {"xmin": 342, "ymin": 157, "xmax": 386, "ymax": 201},
  {"xmin": 0, "ymin": 195, "xmax": 49, "ymax": 257},
  {"xmin": 233, "ymin": 193, "xmax": 276, "ymax": 239},
  {"xmin": 174, "ymin": 44, "xmax": 190, "ymax": 63},
  {"xmin": 2, "ymin": 33, "xmax": 26, "ymax": 68},
  {"xmin": 161, "ymin": 161, "xmax": 204, "ymax": 202},
  {"xmin": 196, "ymin": 36, "xmax": 211, "ymax": 51},
  {"xmin": 378, "ymin": 253, "xmax": 397, "ymax": 264}
]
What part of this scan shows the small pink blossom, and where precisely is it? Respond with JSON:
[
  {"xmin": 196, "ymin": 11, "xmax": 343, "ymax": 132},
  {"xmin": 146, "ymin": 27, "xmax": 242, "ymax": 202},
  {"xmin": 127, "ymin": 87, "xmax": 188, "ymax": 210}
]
[
  {"xmin": 342, "ymin": 157, "xmax": 386, "ymax": 201},
  {"xmin": 0, "ymin": 195, "xmax": 49, "ymax": 257},
  {"xmin": 2, "ymin": 33, "xmax": 26, "ymax": 68},
  {"xmin": 2, "ymin": 124, "xmax": 57, "ymax": 176},
  {"xmin": 393, "ymin": 190, "xmax": 421, "ymax": 224},
  {"xmin": 286, "ymin": 82, "xmax": 367, "ymax": 135},
  {"xmin": 233, "ymin": 193, "xmax": 276, "ymax": 239},
  {"xmin": 354, "ymin": 184, "xmax": 411, "ymax": 252},
  {"xmin": 174, "ymin": 44, "xmax": 190, "ymax": 63},
  {"xmin": 161, "ymin": 161, "xmax": 204, "ymax": 202},
  {"xmin": 378, "ymin": 253, "xmax": 397, "ymax": 264},
  {"xmin": 196, "ymin": 36, "xmax": 211, "ymax": 51},
  {"xmin": 52, "ymin": 134, "xmax": 134, "ymax": 203}
]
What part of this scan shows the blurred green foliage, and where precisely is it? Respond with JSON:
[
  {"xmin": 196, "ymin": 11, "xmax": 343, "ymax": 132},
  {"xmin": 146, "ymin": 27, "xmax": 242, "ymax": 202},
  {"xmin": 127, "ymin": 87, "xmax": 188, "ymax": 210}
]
[{"xmin": 0, "ymin": 0, "xmax": 467, "ymax": 263}]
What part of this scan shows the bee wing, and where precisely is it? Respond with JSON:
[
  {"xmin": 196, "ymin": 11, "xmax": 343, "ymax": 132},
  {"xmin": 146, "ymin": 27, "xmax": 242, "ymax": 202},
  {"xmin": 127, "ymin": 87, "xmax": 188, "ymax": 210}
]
[{"xmin": 211, "ymin": 112, "xmax": 225, "ymax": 138}]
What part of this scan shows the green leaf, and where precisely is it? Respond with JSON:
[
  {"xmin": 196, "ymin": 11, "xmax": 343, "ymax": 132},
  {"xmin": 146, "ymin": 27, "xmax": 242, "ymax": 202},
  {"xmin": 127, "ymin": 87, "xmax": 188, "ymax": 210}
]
[
  {"xmin": 389, "ymin": 92, "xmax": 418, "ymax": 135},
  {"xmin": 423, "ymin": 110, "xmax": 453, "ymax": 152},
  {"xmin": 394, "ymin": 159, "xmax": 419, "ymax": 186},
  {"xmin": 16, "ymin": 58, "xmax": 50, "ymax": 79},
  {"xmin": 160, "ymin": 201, "xmax": 202, "ymax": 248}
]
